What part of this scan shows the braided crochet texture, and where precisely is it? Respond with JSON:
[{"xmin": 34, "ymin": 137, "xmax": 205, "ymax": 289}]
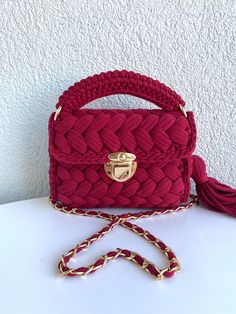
[
  {"xmin": 49, "ymin": 108, "xmax": 196, "ymax": 208},
  {"xmin": 49, "ymin": 71, "xmax": 196, "ymax": 209},
  {"xmin": 56, "ymin": 70, "xmax": 185, "ymax": 113}
]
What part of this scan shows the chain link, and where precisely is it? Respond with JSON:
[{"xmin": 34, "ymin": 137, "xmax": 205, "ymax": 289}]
[{"xmin": 49, "ymin": 195, "xmax": 199, "ymax": 280}]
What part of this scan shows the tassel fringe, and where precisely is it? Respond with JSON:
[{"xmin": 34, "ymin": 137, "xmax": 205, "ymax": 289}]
[{"xmin": 191, "ymin": 155, "xmax": 236, "ymax": 217}]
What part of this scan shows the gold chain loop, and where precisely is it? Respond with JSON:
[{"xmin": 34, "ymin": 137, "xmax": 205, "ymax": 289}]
[{"xmin": 49, "ymin": 195, "xmax": 199, "ymax": 280}]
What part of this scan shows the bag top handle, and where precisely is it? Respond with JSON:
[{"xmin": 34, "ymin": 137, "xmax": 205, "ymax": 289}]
[{"xmin": 55, "ymin": 70, "xmax": 186, "ymax": 118}]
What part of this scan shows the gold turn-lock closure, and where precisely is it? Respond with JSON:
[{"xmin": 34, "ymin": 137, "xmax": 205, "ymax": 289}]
[{"xmin": 104, "ymin": 152, "xmax": 137, "ymax": 182}]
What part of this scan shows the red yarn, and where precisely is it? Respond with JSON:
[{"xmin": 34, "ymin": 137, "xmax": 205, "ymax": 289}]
[
  {"xmin": 56, "ymin": 70, "xmax": 185, "ymax": 113},
  {"xmin": 192, "ymin": 155, "xmax": 236, "ymax": 217},
  {"xmin": 49, "ymin": 70, "xmax": 196, "ymax": 209}
]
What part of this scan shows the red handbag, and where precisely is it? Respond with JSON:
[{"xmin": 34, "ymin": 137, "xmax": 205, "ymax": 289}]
[{"xmin": 48, "ymin": 70, "xmax": 236, "ymax": 279}]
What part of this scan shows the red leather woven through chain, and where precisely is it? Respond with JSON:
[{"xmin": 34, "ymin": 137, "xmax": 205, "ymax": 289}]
[{"xmin": 50, "ymin": 195, "xmax": 198, "ymax": 279}]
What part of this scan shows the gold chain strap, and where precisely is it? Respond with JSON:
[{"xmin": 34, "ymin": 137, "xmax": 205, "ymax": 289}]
[{"xmin": 49, "ymin": 195, "xmax": 199, "ymax": 280}]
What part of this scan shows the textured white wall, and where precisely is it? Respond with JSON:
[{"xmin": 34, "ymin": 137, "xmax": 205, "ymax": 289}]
[{"xmin": 0, "ymin": 0, "xmax": 235, "ymax": 204}]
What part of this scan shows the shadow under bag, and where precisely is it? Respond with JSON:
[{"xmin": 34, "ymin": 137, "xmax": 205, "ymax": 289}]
[{"xmin": 48, "ymin": 70, "xmax": 236, "ymax": 279}]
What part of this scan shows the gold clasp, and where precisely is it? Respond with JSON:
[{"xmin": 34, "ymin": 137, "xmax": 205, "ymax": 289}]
[{"xmin": 104, "ymin": 152, "xmax": 137, "ymax": 182}]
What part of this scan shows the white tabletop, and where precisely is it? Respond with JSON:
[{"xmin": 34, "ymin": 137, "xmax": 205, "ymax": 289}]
[{"xmin": 0, "ymin": 197, "xmax": 235, "ymax": 314}]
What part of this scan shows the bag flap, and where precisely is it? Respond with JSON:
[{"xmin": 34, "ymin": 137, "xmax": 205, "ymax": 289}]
[{"xmin": 49, "ymin": 109, "xmax": 196, "ymax": 165}]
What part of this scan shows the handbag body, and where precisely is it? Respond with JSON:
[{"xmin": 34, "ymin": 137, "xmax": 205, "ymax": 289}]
[{"xmin": 49, "ymin": 70, "xmax": 196, "ymax": 209}]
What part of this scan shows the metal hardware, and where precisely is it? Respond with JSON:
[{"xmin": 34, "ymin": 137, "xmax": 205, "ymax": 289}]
[
  {"xmin": 179, "ymin": 105, "xmax": 187, "ymax": 118},
  {"xmin": 54, "ymin": 106, "xmax": 62, "ymax": 121},
  {"xmin": 104, "ymin": 152, "xmax": 137, "ymax": 182},
  {"xmin": 49, "ymin": 195, "xmax": 198, "ymax": 279}
]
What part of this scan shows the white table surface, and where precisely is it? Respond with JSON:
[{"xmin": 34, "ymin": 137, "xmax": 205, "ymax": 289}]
[{"xmin": 0, "ymin": 197, "xmax": 236, "ymax": 314}]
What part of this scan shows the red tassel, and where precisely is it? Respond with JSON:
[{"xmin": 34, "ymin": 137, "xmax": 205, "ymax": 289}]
[{"xmin": 191, "ymin": 155, "xmax": 236, "ymax": 217}]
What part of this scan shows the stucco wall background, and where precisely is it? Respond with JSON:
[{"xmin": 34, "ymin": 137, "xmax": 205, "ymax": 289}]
[{"xmin": 0, "ymin": 0, "xmax": 235, "ymax": 205}]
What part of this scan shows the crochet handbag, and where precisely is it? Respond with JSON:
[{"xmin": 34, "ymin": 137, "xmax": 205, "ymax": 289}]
[{"xmin": 48, "ymin": 70, "xmax": 236, "ymax": 280}]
